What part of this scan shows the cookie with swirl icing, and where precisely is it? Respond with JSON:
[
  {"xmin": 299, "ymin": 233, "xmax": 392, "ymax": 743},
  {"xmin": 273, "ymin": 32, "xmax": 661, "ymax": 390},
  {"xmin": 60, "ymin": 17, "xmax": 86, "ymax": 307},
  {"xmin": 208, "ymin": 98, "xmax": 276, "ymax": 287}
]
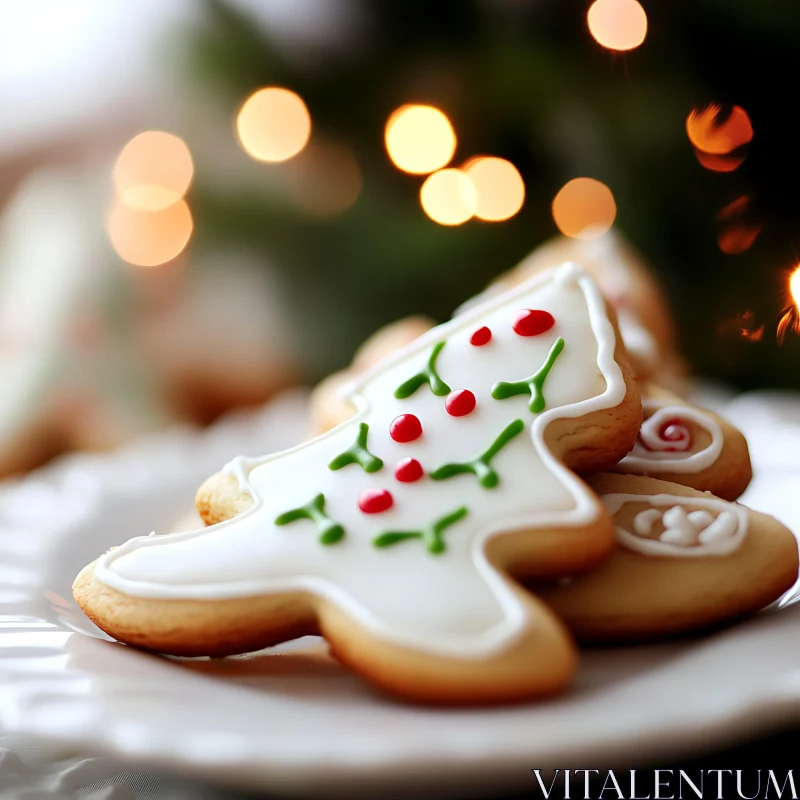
[
  {"xmin": 537, "ymin": 473, "xmax": 798, "ymax": 641},
  {"xmin": 612, "ymin": 383, "xmax": 752, "ymax": 501},
  {"xmin": 74, "ymin": 264, "xmax": 642, "ymax": 704}
]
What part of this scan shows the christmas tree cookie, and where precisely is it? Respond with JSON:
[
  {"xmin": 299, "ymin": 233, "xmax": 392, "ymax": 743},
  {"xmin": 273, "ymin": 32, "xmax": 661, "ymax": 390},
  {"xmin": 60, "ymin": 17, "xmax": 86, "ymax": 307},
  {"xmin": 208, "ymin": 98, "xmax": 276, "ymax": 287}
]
[
  {"xmin": 74, "ymin": 264, "xmax": 641, "ymax": 704},
  {"xmin": 305, "ymin": 251, "xmax": 795, "ymax": 647}
]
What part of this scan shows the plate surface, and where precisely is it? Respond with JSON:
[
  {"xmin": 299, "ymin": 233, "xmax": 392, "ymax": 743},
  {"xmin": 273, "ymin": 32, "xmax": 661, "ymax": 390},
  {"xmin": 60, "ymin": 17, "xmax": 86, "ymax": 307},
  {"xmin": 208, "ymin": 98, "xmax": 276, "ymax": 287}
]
[{"xmin": 0, "ymin": 389, "xmax": 799, "ymax": 798}]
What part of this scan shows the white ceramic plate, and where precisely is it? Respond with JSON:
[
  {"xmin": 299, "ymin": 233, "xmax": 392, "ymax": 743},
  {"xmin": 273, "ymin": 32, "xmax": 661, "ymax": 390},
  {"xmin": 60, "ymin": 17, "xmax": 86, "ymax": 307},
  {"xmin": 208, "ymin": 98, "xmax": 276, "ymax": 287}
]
[{"xmin": 1, "ymin": 389, "xmax": 799, "ymax": 799}]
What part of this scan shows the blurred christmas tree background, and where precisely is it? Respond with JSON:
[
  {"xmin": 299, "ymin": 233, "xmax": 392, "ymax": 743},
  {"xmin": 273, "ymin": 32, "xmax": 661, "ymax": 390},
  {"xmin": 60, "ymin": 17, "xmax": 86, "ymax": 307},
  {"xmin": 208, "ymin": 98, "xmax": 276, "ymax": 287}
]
[
  {"xmin": 175, "ymin": 0, "xmax": 800, "ymax": 387},
  {"xmin": 2, "ymin": 0, "xmax": 800, "ymax": 479}
]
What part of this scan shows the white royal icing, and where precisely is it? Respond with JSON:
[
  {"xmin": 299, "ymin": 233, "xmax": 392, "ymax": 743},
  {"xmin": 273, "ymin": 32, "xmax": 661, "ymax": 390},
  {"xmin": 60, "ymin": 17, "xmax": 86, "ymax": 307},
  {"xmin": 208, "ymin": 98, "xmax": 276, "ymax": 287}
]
[
  {"xmin": 95, "ymin": 263, "xmax": 627, "ymax": 658},
  {"xmin": 617, "ymin": 399, "xmax": 723, "ymax": 475},
  {"xmin": 603, "ymin": 493, "xmax": 747, "ymax": 557}
]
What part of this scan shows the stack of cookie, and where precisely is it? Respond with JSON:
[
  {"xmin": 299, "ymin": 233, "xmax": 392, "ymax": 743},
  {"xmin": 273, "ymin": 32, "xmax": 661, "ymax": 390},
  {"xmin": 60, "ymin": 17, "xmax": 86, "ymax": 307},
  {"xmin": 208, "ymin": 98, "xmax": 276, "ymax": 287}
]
[{"xmin": 74, "ymin": 235, "xmax": 798, "ymax": 705}]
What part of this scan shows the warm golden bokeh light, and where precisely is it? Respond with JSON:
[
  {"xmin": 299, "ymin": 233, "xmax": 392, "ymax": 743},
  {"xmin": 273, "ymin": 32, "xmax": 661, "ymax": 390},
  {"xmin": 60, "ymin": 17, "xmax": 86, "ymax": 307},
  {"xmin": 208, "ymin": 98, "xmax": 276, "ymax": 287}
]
[
  {"xmin": 791, "ymin": 267, "xmax": 800, "ymax": 308},
  {"xmin": 687, "ymin": 104, "xmax": 753, "ymax": 155},
  {"xmin": 236, "ymin": 87, "xmax": 312, "ymax": 163},
  {"xmin": 552, "ymin": 177, "xmax": 617, "ymax": 238},
  {"xmin": 419, "ymin": 168, "xmax": 476, "ymax": 226},
  {"xmin": 285, "ymin": 141, "xmax": 362, "ymax": 217},
  {"xmin": 108, "ymin": 199, "xmax": 193, "ymax": 268},
  {"xmin": 114, "ymin": 131, "xmax": 193, "ymax": 211},
  {"xmin": 385, "ymin": 105, "xmax": 456, "ymax": 175},
  {"xmin": 587, "ymin": 0, "xmax": 647, "ymax": 51},
  {"xmin": 463, "ymin": 157, "xmax": 525, "ymax": 222},
  {"xmin": 777, "ymin": 266, "xmax": 800, "ymax": 344}
]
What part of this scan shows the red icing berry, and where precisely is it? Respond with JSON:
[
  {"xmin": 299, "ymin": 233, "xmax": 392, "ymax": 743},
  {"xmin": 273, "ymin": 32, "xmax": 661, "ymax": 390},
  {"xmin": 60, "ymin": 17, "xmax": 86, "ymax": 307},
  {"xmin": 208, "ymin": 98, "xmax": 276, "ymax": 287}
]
[
  {"xmin": 470, "ymin": 326, "xmax": 492, "ymax": 346},
  {"xmin": 445, "ymin": 389, "xmax": 476, "ymax": 417},
  {"xmin": 390, "ymin": 414, "xmax": 422, "ymax": 442},
  {"xmin": 358, "ymin": 488, "xmax": 394, "ymax": 514},
  {"xmin": 512, "ymin": 309, "xmax": 555, "ymax": 337},
  {"xmin": 395, "ymin": 457, "xmax": 423, "ymax": 483}
]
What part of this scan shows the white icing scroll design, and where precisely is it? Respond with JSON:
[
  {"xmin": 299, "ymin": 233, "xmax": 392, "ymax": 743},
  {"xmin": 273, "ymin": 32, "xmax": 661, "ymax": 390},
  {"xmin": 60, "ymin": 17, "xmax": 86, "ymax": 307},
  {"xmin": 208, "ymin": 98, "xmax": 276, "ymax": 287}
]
[
  {"xmin": 617, "ymin": 400, "xmax": 723, "ymax": 475},
  {"xmin": 603, "ymin": 493, "xmax": 747, "ymax": 557}
]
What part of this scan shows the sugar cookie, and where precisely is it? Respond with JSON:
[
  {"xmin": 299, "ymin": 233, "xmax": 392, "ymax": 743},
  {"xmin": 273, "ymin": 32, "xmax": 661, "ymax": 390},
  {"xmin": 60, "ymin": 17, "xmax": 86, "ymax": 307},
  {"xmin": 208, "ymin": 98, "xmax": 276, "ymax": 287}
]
[
  {"xmin": 613, "ymin": 384, "xmax": 751, "ymax": 501},
  {"xmin": 537, "ymin": 473, "xmax": 798, "ymax": 642},
  {"xmin": 75, "ymin": 264, "xmax": 641, "ymax": 704}
]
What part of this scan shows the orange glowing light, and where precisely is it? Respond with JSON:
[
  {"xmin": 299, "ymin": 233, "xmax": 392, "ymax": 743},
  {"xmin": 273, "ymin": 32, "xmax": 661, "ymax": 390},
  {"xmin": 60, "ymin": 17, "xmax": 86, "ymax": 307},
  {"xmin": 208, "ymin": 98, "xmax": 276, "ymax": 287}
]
[
  {"xmin": 687, "ymin": 104, "xmax": 753, "ymax": 156},
  {"xmin": 741, "ymin": 325, "xmax": 765, "ymax": 342},
  {"xmin": 285, "ymin": 141, "xmax": 362, "ymax": 217},
  {"xmin": 717, "ymin": 196, "xmax": 750, "ymax": 221},
  {"xmin": 777, "ymin": 266, "xmax": 800, "ymax": 344},
  {"xmin": 108, "ymin": 199, "xmax": 193, "ymax": 268},
  {"xmin": 385, "ymin": 105, "xmax": 456, "ymax": 175},
  {"xmin": 114, "ymin": 131, "xmax": 193, "ymax": 211},
  {"xmin": 463, "ymin": 156, "xmax": 525, "ymax": 222},
  {"xmin": 719, "ymin": 310, "xmax": 764, "ymax": 342},
  {"xmin": 718, "ymin": 225, "xmax": 760, "ymax": 255},
  {"xmin": 419, "ymin": 168, "xmax": 476, "ymax": 226},
  {"xmin": 587, "ymin": 0, "xmax": 647, "ymax": 52},
  {"xmin": 236, "ymin": 87, "xmax": 311, "ymax": 163},
  {"xmin": 552, "ymin": 177, "xmax": 616, "ymax": 239},
  {"xmin": 693, "ymin": 148, "xmax": 746, "ymax": 173}
]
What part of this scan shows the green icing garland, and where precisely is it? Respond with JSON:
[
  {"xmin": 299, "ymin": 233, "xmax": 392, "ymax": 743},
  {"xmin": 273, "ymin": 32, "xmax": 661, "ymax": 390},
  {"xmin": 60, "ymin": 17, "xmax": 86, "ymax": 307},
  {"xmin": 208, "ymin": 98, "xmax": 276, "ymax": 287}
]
[
  {"xmin": 373, "ymin": 506, "xmax": 468, "ymax": 554},
  {"xmin": 328, "ymin": 422, "xmax": 383, "ymax": 473},
  {"xmin": 275, "ymin": 493, "xmax": 345, "ymax": 545},
  {"xmin": 394, "ymin": 341, "xmax": 451, "ymax": 399},
  {"xmin": 491, "ymin": 337, "xmax": 565, "ymax": 413},
  {"xmin": 429, "ymin": 419, "xmax": 524, "ymax": 488}
]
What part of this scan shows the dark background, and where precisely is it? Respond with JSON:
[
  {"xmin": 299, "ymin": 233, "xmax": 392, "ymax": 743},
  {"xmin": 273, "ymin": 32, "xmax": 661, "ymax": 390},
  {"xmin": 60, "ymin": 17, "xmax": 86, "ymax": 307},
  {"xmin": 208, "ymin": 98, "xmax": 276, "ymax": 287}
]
[{"xmin": 183, "ymin": 0, "xmax": 800, "ymax": 386}]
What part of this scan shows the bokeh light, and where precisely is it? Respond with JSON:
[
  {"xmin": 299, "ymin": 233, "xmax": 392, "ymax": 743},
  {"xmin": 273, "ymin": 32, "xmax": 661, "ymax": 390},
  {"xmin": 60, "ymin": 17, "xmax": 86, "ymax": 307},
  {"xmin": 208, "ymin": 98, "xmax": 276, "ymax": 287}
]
[
  {"xmin": 719, "ymin": 310, "xmax": 764, "ymax": 343},
  {"xmin": 587, "ymin": 0, "xmax": 648, "ymax": 51},
  {"xmin": 717, "ymin": 196, "xmax": 750, "ymax": 221},
  {"xmin": 108, "ymin": 199, "xmax": 193, "ymax": 267},
  {"xmin": 686, "ymin": 104, "xmax": 753, "ymax": 155},
  {"xmin": 419, "ymin": 168, "xmax": 476, "ymax": 226},
  {"xmin": 552, "ymin": 177, "xmax": 617, "ymax": 238},
  {"xmin": 791, "ymin": 267, "xmax": 800, "ymax": 309},
  {"xmin": 778, "ymin": 266, "xmax": 800, "ymax": 344},
  {"xmin": 114, "ymin": 131, "xmax": 193, "ymax": 211},
  {"xmin": 385, "ymin": 105, "xmax": 456, "ymax": 175},
  {"xmin": 716, "ymin": 196, "xmax": 760, "ymax": 254},
  {"xmin": 464, "ymin": 157, "xmax": 525, "ymax": 222},
  {"xmin": 236, "ymin": 87, "xmax": 312, "ymax": 163},
  {"xmin": 693, "ymin": 149, "xmax": 746, "ymax": 173},
  {"xmin": 285, "ymin": 140, "xmax": 362, "ymax": 217},
  {"xmin": 717, "ymin": 226, "xmax": 760, "ymax": 255}
]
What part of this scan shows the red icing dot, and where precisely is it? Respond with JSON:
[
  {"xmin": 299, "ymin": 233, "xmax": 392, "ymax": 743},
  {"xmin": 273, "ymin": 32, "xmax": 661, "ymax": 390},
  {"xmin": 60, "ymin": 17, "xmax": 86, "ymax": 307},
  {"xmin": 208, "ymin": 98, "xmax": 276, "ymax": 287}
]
[
  {"xmin": 512, "ymin": 309, "xmax": 555, "ymax": 337},
  {"xmin": 358, "ymin": 488, "xmax": 394, "ymax": 514},
  {"xmin": 395, "ymin": 457, "xmax": 423, "ymax": 483},
  {"xmin": 470, "ymin": 326, "xmax": 492, "ymax": 346},
  {"xmin": 445, "ymin": 389, "xmax": 476, "ymax": 417},
  {"xmin": 390, "ymin": 414, "xmax": 422, "ymax": 442}
]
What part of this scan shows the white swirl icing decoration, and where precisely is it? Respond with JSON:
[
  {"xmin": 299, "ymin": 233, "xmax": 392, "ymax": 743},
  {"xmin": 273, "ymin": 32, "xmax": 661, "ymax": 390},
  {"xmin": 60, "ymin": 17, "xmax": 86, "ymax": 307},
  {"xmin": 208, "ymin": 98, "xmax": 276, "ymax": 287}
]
[
  {"xmin": 94, "ymin": 264, "xmax": 626, "ymax": 659},
  {"xmin": 603, "ymin": 493, "xmax": 747, "ymax": 557},
  {"xmin": 617, "ymin": 399, "xmax": 723, "ymax": 475}
]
